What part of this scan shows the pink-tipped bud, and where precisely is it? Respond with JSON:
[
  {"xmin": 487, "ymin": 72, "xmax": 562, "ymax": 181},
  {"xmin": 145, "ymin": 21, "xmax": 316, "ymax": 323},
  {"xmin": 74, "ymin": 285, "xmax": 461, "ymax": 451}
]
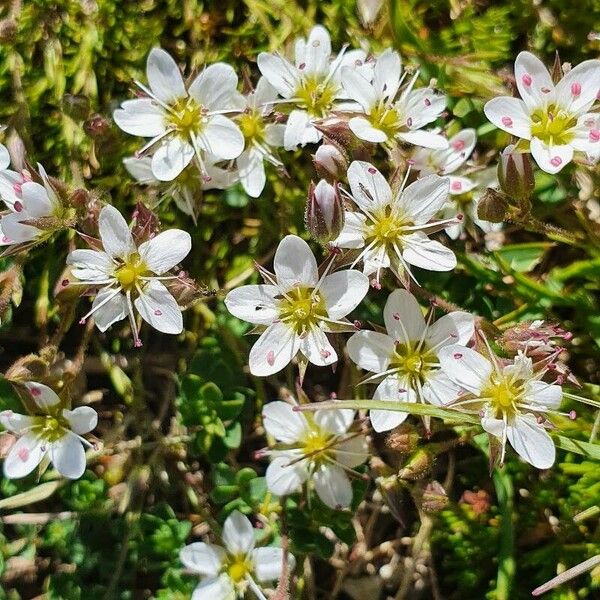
[
  {"xmin": 313, "ymin": 144, "xmax": 347, "ymax": 181},
  {"xmin": 305, "ymin": 179, "xmax": 345, "ymax": 244},
  {"xmin": 497, "ymin": 145, "xmax": 534, "ymax": 203}
]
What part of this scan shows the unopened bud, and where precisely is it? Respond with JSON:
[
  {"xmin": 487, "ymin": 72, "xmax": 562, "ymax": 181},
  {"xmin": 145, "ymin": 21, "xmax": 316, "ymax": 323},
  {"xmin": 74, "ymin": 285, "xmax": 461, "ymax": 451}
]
[
  {"xmin": 398, "ymin": 448, "xmax": 433, "ymax": 481},
  {"xmin": 62, "ymin": 94, "xmax": 91, "ymax": 121},
  {"xmin": 305, "ymin": 179, "xmax": 345, "ymax": 244},
  {"xmin": 497, "ymin": 145, "xmax": 534, "ymax": 203},
  {"xmin": 386, "ymin": 424, "xmax": 420, "ymax": 454},
  {"xmin": 477, "ymin": 188, "xmax": 508, "ymax": 223},
  {"xmin": 84, "ymin": 114, "xmax": 110, "ymax": 138},
  {"xmin": 313, "ymin": 144, "xmax": 347, "ymax": 181},
  {"xmin": 421, "ymin": 480, "xmax": 449, "ymax": 512}
]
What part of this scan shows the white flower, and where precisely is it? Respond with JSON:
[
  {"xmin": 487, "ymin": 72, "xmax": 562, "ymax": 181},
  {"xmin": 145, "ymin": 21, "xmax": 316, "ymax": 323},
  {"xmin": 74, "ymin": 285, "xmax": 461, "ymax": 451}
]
[
  {"xmin": 484, "ymin": 52, "xmax": 600, "ymax": 173},
  {"xmin": 262, "ymin": 398, "xmax": 368, "ymax": 509},
  {"xmin": 0, "ymin": 382, "xmax": 97, "ymax": 480},
  {"xmin": 347, "ymin": 289, "xmax": 474, "ymax": 432},
  {"xmin": 0, "ymin": 144, "xmax": 9, "ymax": 170},
  {"xmin": 333, "ymin": 161, "xmax": 458, "ymax": 286},
  {"xmin": 257, "ymin": 25, "xmax": 368, "ymax": 150},
  {"xmin": 123, "ymin": 155, "xmax": 238, "ymax": 219},
  {"xmin": 438, "ymin": 345, "xmax": 563, "ymax": 468},
  {"xmin": 341, "ymin": 48, "xmax": 447, "ymax": 149},
  {"xmin": 0, "ymin": 164, "xmax": 62, "ymax": 248},
  {"xmin": 113, "ymin": 48, "xmax": 244, "ymax": 182},
  {"xmin": 67, "ymin": 205, "xmax": 191, "ymax": 344},
  {"xmin": 235, "ymin": 77, "xmax": 286, "ymax": 197},
  {"xmin": 225, "ymin": 234, "xmax": 369, "ymax": 376},
  {"xmin": 180, "ymin": 510, "xmax": 295, "ymax": 600}
]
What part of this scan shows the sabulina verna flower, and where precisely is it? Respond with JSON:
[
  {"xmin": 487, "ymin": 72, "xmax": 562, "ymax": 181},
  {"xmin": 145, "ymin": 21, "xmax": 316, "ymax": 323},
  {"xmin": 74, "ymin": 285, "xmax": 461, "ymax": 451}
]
[
  {"xmin": 484, "ymin": 52, "xmax": 600, "ymax": 173},
  {"xmin": 67, "ymin": 205, "xmax": 191, "ymax": 345},
  {"xmin": 438, "ymin": 344, "xmax": 572, "ymax": 468},
  {"xmin": 333, "ymin": 161, "xmax": 459, "ymax": 286},
  {"xmin": 224, "ymin": 234, "xmax": 369, "ymax": 376},
  {"xmin": 261, "ymin": 397, "xmax": 368, "ymax": 509},
  {"xmin": 113, "ymin": 47, "xmax": 244, "ymax": 181},
  {"xmin": 180, "ymin": 510, "xmax": 295, "ymax": 600},
  {"xmin": 347, "ymin": 289, "xmax": 474, "ymax": 432},
  {"xmin": 341, "ymin": 48, "xmax": 448, "ymax": 149},
  {"xmin": 305, "ymin": 179, "xmax": 345, "ymax": 244},
  {"xmin": 0, "ymin": 382, "xmax": 97, "ymax": 479}
]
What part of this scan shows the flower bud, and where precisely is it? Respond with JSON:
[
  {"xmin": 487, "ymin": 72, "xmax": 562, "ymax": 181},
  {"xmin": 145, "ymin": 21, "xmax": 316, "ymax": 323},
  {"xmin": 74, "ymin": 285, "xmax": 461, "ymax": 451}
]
[
  {"xmin": 305, "ymin": 179, "xmax": 345, "ymax": 244},
  {"xmin": 421, "ymin": 480, "xmax": 449, "ymax": 512},
  {"xmin": 398, "ymin": 448, "xmax": 434, "ymax": 481},
  {"xmin": 477, "ymin": 188, "xmax": 508, "ymax": 223},
  {"xmin": 84, "ymin": 114, "xmax": 110, "ymax": 138},
  {"xmin": 497, "ymin": 145, "xmax": 534, "ymax": 203},
  {"xmin": 313, "ymin": 144, "xmax": 347, "ymax": 181},
  {"xmin": 386, "ymin": 424, "xmax": 420, "ymax": 454}
]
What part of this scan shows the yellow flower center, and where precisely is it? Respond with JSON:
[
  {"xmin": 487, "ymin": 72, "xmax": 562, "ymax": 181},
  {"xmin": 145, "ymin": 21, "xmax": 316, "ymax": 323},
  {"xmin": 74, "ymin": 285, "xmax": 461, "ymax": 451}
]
[
  {"xmin": 32, "ymin": 414, "xmax": 69, "ymax": 443},
  {"xmin": 227, "ymin": 555, "xmax": 253, "ymax": 583},
  {"xmin": 390, "ymin": 342, "xmax": 434, "ymax": 384},
  {"xmin": 239, "ymin": 110, "xmax": 266, "ymax": 144},
  {"xmin": 530, "ymin": 104, "xmax": 577, "ymax": 146},
  {"xmin": 295, "ymin": 75, "xmax": 339, "ymax": 118},
  {"xmin": 166, "ymin": 97, "xmax": 205, "ymax": 139},
  {"xmin": 482, "ymin": 375, "xmax": 523, "ymax": 419},
  {"xmin": 115, "ymin": 253, "xmax": 149, "ymax": 292},
  {"xmin": 277, "ymin": 287, "xmax": 327, "ymax": 335},
  {"xmin": 369, "ymin": 102, "xmax": 402, "ymax": 138},
  {"xmin": 366, "ymin": 208, "xmax": 410, "ymax": 251},
  {"xmin": 300, "ymin": 418, "xmax": 334, "ymax": 465}
]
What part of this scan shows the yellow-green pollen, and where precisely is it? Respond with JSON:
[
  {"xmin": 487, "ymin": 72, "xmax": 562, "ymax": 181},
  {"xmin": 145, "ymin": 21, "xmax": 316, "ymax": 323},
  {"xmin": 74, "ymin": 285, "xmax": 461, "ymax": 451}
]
[
  {"xmin": 482, "ymin": 375, "xmax": 524, "ymax": 419},
  {"xmin": 226, "ymin": 554, "xmax": 253, "ymax": 583},
  {"xmin": 115, "ymin": 253, "xmax": 150, "ymax": 292},
  {"xmin": 239, "ymin": 110, "xmax": 266, "ymax": 144},
  {"xmin": 300, "ymin": 417, "xmax": 334, "ymax": 465},
  {"xmin": 277, "ymin": 287, "xmax": 327, "ymax": 335},
  {"xmin": 369, "ymin": 102, "xmax": 403, "ymax": 139},
  {"xmin": 166, "ymin": 97, "xmax": 205, "ymax": 139},
  {"xmin": 295, "ymin": 75, "xmax": 339, "ymax": 118},
  {"xmin": 530, "ymin": 104, "xmax": 577, "ymax": 146},
  {"xmin": 390, "ymin": 341, "xmax": 436, "ymax": 385},
  {"xmin": 32, "ymin": 414, "xmax": 69, "ymax": 443},
  {"xmin": 366, "ymin": 207, "xmax": 411, "ymax": 251}
]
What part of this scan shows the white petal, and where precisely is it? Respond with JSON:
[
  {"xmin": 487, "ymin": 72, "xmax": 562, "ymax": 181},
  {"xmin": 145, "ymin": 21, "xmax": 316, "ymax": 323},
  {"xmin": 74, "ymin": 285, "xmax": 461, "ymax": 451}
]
[
  {"xmin": 399, "ymin": 129, "xmax": 448, "ymax": 149},
  {"xmin": 257, "ymin": 52, "xmax": 299, "ymax": 98},
  {"xmin": 347, "ymin": 161, "xmax": 392, "ymax": 213},
  {"xmin": 252, "ymin": 547, "xmax": 293, "ymax": 583},
  {"xmin": 348, "ymin": 117, "xmax": 388, "ymax": 143},
  {"xmin": 237, "ymin": 147, "xmax": 266, "ymax": 198},
  {"xmin": 200, "ymin": 115, "xmax": 244, "ymax": 160},
  {"xmin": 506, "ymin": 414, "xmax": 555, "ymax": 469},
  {"xmin": 113, "ymin": 99, "xmax": 166, "ymax": 137},
  {"xmin": 372, "ymin": 49, "xmax": 402, "ymax": 99},
  {"xmin": 555, "ymin": 59, "xmax": 600, "ymax": 114},
  {"xmin": 180, "ymin": 542, "xmax": 226, "ymax": 576},
  {"xmin": 426, "ymin": 311, "xmax": 475, "ymax": 350},
  {"xmin": 301, "ymin": 25, "xmax": 332, "ymax": 75},
  {"xmin": 63, "ymin": 407, "xmax": 98, "ymax": 435},
  {"xmin": 441, "ymin": 129, "xmax": 477, "ymax": 174},
  {"xmin": 514, "ymin": 51, "xmax": 555, "ymax": 111},
  {"xmin": 67, "ymin": 249, "xmax": 113, "ymax": 282},
  {"xmin": 437, "ymin": 345, "xmax": 492, "ymax": 394},
  {"xmin": 0, "ymin": 144, "xmax": 9, "ymax": 170},
  {"xmin": 448, "ymin": 176, "xmax": 476, "ymax": 195},
  {"xmin": 188, "ymin": 63, "xmax": 240, "ymax": 110},
  {"xmin": 123, "ymin": 156, "xmax": 157, "ymax": 184},
  {"xmin": 134, "ymin": 279, "xmax": 183, "ymax": 334},
  {"xmin": 341, "ymin": 67, "xmax": 377, "ymax": 112},
  {"xmin": 529, "ymin": 138, "xmax": 573, "ymax": 174},
  {"xmin": 481, "ymin": 415, "xmax": 505, "ymax": 438},
  {"xmin": 21, "ymin": 182, "xmax": 52, "ymax": 217},
  {"xmin": 314, "ymin": 408, "xmax": 355, "ymax": 435},
  {"xmin": 313, "ymin": 464, "xmax": 353, "ymax": 509},
  {"xmin": 248, "ymin": 321, "xmax": 299, "ymax": 376},
  {"xmin": 402, "ymin": 232, "xmax": 457, "ymax": 272},
  {"xmin": 191, "ymin": 575, "xmax": 235, "ymax": 600},
  {"xmin": 319, "ymin": 270, "xmax": 369, "ymax": 320},
  {"xmin": 383, "ymin": 289, "xmax": 426, "ymax": 344},
  {"xmin": 0, "ymin": 212, "xmax": 39, "ymax": 244},
  {"xmin": 98, "ymin": 205, "xmax": 135, "ymax": 259},
  {"xmin": 299, "ymin": 327, "xmax": 337, "ymax": 367},
  {"xmin": 421, "ymin": 370, "xmax": 462, "ymax": 406},
  {"xmin": 146, "ymin": 48, "xmax": 186, "ymax": 104},
  {"xmin": 400, "ymin": 174, "xmax": 449, "ymax": 224},
  {"xmin": 523, "ymin": 381, "xmax": 562, "ymax": 410},
  {"xmin": 23, "ymin": 382, "xmax": 61, "ymax": 409},
  {"xmin": 484, "ymin": 97, "xmax": 532, "ymax": 139},
  {"xmin": 262, "ymin": 401, "xmax": 307, "ymax": 443},
  {"xmin": 138, "ymin": 229, "xmax": 191, "ymax": 275},
  {"xmin": 90, "ymin": 288, "xmax": 127, "ymax": 332},
  {"xmin": 151, "ymin": 137, "xmax": 194, "ymax": 181},
  {"xmin": 224, "ymin": 284, "xmax": 279, "ymax": 325},
  {"xmin": 333, "ymin": 211, "xmax": 367, "ymax": 249},
  {"xmin": 274, "ymin": 235, "xmax": 318, "ymax": 290},
  {"xmin": 3, "ymin": 433, "xmax": 45, "ymax": 479},
  {"xmin": 334, "ymin": 434, "xmax": 369, "ymax": 468},
  {"xmin": 266, "ymin": 454, "xmax": 307, "ymax": 496},
  {"xmin": 346, "ymin": 330, "xmax": 394, "ymax": 373},
  {"xmin": 222, "ymin": 510, "xmax": 255, "ymax": 554},
  {"xmin": 50, "ymin": 434, "xmax": 86, "ymax": 479},
  {"xmin": 283, "ymin": 110, "xmax": 320, "ymax": 151},
  {"xmin": 371, "ymin": 376, "xmax": 415, "ymax": 432},
  {"xmin": 0, "ymin": 411, "xmax": 34, "ymax": 433}
]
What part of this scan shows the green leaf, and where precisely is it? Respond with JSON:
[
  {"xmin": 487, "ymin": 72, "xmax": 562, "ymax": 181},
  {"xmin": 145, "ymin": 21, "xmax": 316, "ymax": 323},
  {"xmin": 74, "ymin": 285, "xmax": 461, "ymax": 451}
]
[
  {"xmin": 553, "ymin": 435, "xmax": 600, "ymax": 460},
  {"xmin": 493, "ymin": 243, "xmax": 553, "ymax": 273},
  {"xmin": 0, "ymin": 480, "xmax": 65, "ymax": 510}
]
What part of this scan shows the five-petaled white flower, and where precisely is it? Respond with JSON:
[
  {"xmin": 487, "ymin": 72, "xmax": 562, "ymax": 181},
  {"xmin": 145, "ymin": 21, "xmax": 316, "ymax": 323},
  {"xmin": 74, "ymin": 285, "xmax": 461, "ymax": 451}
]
[
  {"xmin": 341, "ymin": 48, "xmax": 447, "ymax": 149},
  {"xmin": 224, "ymin": 234, "xmax": 369, "ymax": 376},
  {"xmin": 0, "ymin": 382, "xmax": 97, "ymax": 480},
  {"xmin": 438, "ymin": 345, "xmax": 563, "ymax": 468},
  {"xmin": 333, "ymin": 161, "xmax": 458, "ymax": 286},
  {"xmin": 180, "ymin": 510, "xmax": 295, "ymax": 600},
  {"xmin": 67, "ymin": 205, "xmax": 191, "ymax": 345},
  {"xmin": 484, "ymin": 52, "xmax": 600, "ymax": 173},
  {"xmin": 235, "ymin": 77, "xmax": 286, "ymax": 197},
  {"xmin": 258, "ymin": 25, "xmax": 368, "ymax": 150},
  {"xmin": 262, "ymin": 398, "xmax": 368, "ymax": 509},
  {"xmin": 0, "ymin": 163, "xmax": 62, "ymax": 248},
  {"xmin": 113, "ymin": 47, "xmax": 244, "ymax": 182},
  {"xmin": 347, "ymin": 289, "xmax": 474, "ymax": 432}
]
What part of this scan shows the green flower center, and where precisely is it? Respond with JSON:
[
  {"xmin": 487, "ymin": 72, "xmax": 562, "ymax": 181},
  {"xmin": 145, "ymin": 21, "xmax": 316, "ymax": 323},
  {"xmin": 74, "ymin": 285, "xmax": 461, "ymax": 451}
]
[
  {"xmin": 166, "ymin": 97, "xmax": 205, "ymax": 139},
  {"xmin": 115, "ymin": 253, "xmax": 149, "ymax": 292},
  {"xmin": 239, "ymin": 110, "xmax": 266, "ymax": 144},
  {"xmin": 277, "ymin": 287, "xmax": 327, "ymax": 335},
  {"xmin": 530, "ymin": 104, "xmax": 577, "ymax": 146},
  {"xmin": 295, "ymin": 75, "xmax": 339, "ymax": 118}
]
